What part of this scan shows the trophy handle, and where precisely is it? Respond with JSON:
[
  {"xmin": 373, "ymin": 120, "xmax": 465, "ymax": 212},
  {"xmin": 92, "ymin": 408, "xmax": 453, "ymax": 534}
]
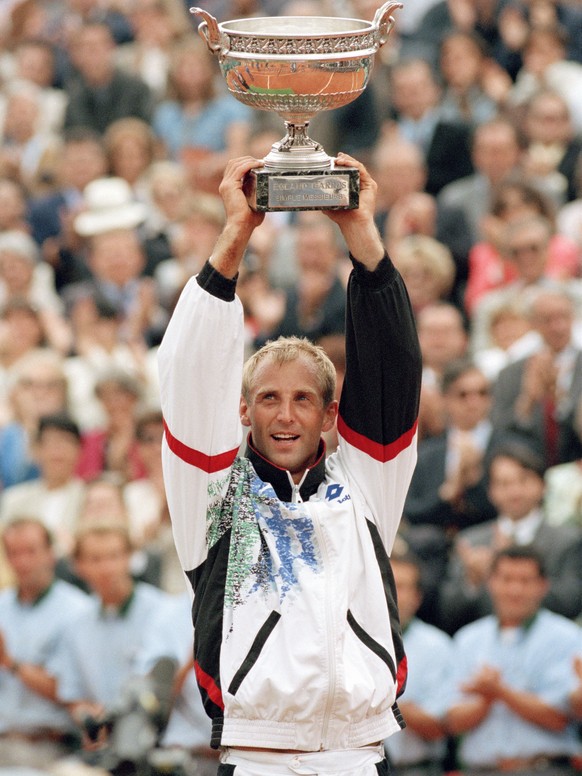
[
  {"xmin": 190, "ymin": 7, "xmax": 227, "ymax": 54},
  {"xmin": 373, "ymin": 1, "xmax": 403, "ymax": 47}
]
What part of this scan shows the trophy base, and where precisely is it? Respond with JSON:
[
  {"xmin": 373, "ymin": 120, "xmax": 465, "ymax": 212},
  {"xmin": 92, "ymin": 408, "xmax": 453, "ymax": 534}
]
[{"xmin": 243, "ymin": 166, "xmax": 359, "ymax": 212}]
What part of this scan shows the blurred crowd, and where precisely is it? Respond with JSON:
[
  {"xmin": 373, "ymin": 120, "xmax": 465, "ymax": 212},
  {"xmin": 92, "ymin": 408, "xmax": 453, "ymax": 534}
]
[{"xmin": 1, "ymin": 0, "xmax": 582, "ymax": 773}]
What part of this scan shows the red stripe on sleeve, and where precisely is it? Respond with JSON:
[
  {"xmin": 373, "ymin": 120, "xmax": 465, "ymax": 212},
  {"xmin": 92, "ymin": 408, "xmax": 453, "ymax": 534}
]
[
  {"xmin": 337, "ymin": 416, "xmax": 418, "ymax": 463},
  {"xmin": 163, "ymin": 419, "xmax": 238, "ymax": 473},
  {"xmin": 396, "ymin": 655, "xmax": 408, "ymax": 695},
  {"xmin": 194, "ymin": 660, "xmax": 224, "ymax": 711}
]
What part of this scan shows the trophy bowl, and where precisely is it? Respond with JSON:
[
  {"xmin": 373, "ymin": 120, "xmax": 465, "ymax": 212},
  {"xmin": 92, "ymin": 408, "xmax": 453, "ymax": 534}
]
[{"xmin": 190, "ymin": 3, "xmax": 402, "ymax": 210}]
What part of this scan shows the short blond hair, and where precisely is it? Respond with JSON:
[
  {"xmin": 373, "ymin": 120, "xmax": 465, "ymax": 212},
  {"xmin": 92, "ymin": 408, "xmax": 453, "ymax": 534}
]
[{"xmin": 242, "ymin": 337, "xmax": 337, "ymax": 406}]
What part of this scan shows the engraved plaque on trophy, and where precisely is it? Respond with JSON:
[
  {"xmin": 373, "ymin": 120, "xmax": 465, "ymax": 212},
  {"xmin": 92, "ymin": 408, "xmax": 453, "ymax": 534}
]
[{"xmin": 190, "ymin": 3, "xmax": 402, "ymax": 211}]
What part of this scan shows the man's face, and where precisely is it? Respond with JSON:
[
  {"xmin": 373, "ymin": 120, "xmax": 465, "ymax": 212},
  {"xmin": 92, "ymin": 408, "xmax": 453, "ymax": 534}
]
[
  {"xmin": 391, "ymin": 63, "xmax": 440, "ymax": 121},
  {"xmin": 240, "ymin": 355, "xmax": 337, "ymax": 483},
  {"xmin": 89, "ymin": 229, "xmax": 145, "ymax": 286},
  {"xmin": 3, "ymin": 523, "xmax": 54, "ymax": 594},
  {"xmin": 16, "ymin": 44, "xmax": 54, "ymax": 88},
  {"xmin": 506, "ymin": 223, "xmax": 550, "ymax": 284},
  {"xmin": 488, "ymin": 556, "xmax": 548, "ymax": 627},
  {"xmin": 418, "ymin": 308, "xmax": 467, "ymax": 371},
  {"xmin": 473, "ymin": 125, "xmax": 521, "ymax": 185},
  {"xmin": 75, "ymin": 532, "xmax": 131, "ymax": 600},
  {"xmin": 525, "ymin": 94, "xmax": 571, "ymax": 145},
  {"xmin": 61, "ymin": 140, "xmax": 107, "ymax": 192},
  {"xmin": 70, "ymin": 26, "xmax": 114, "ymax": 84},
  {"xmin": 35, "ymin": 428, "xmax": 81, "ymax": 483},
  {"xmin": 488, "ymin": 456, "xmax": 544, "ymax": 521},
  {"xmin": 392, "ymin": 560, "xmax": 422, "ymax": 628},
  {"xmin": 444, "ymin": 368, "xmax": 492, "ymax": 432},
  {"xmin": 532, "ymin": 293, "xmax": 574, "ymax": 353}
]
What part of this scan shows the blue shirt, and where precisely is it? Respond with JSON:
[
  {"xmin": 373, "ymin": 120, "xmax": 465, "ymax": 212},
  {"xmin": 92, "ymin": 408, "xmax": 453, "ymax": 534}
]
[
  {"xmin": 447, "ymin": 609, "xmax": 581, "ymax": 766},
  {"xmin": 0, "ymin": 423, "xmax": 40, "ymax": 489},
  {"xmin": 0, "ymin": 579, "xmax": 91, "ymax": 733},
  {"xmin": 385, "ymin": 617, "xmax": 453, "ymax": 766},
  {"xmin": 51, "ymin": 582, "xmax": 172, "ymax": 707},
  {"xmin": 152, "ymin": 95, "xmax": 251, "ymax": 159}
]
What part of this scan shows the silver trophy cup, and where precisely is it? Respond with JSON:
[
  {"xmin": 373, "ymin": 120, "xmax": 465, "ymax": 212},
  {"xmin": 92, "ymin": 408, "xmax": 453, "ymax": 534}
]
[{"xmin": 190, "ymin": 3, "xmax": 402, "ymax": 211}]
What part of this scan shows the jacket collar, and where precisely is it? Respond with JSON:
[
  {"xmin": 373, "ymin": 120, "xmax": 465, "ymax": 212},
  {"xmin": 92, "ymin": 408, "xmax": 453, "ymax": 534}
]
[{"xmin": 245, "ymin": 435, "xmax": 327, "ymax": 503}]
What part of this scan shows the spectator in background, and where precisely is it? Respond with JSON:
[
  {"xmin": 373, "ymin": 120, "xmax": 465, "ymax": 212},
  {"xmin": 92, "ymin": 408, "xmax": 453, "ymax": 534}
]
[
  {"xmin": 371, "ymin": 136, "xmax": 431, "ymax": 240},
  {"xmin": 0, "ymin": 177, "xmax": 29, "ymax": 234},
  {"xmin": 152, "ymin": 35, "xmax": 252, "ymax": 194},
  {"xmin": 416, "ymin": 302, "xmax": 468, "ymax": 440},
  {"xmin": 438, "ymin": 30, "xmax": 500, "ymax": 126},
  {"xmin": 0, "ymin": 517, "xmax": 90, "ymax": 771},
  {"xmin": 0, "ymin": 302, "xmax": 59, "ymax": 418},
  {"xmin": 520, "ymin": 89, "xmax": 582, "ymax": 206},
  {"xmin": 438, "ymin": 444, "xmax": 582, "ymax": 634},
  {"xmin": 445, "ymin": 545, "xmax": 582, "ymax": 776},
  {"xmin": 64, "ymin": 175, "xmax": 167, "ymax": 347},
  {"xmin": 384, "ymin": 549, "xmax": 453, "ymax": 776},
  {"xmin": 54, "ymin": 473, "xmax": 164, "ymax": 592},
  {"xmin": 0, "ymin": 79, "xmax": 60, "ymax": 194},
  {"xmin": 470, "ymin": 215, "xmax": 566, "ymax": 353},
  {"xmin": 8, "ymin": 37, "xmax": 67, "ymax": 136},
  {"xmin": 124, "ymin": 408, "xmax": 184, "ymax": 594},
  {"xmin": 154, "ymin": 192, "xmax": 225, "ymax": 313},
  {"xmin": 63, "ymin": 21, "xmax": 155, "ymax": 135},
  {"xmin": 52, "ymin": 521, "xmax": 171, "ymax": 740},
  {"xmin": 386, "ymin": 57, "xmax": 474, "ymax": 197},
  {"xmin": 26, "ymin": 127, "xmax": 108, "ymax": 292},
  {"xmin": 544, "ymin": 457, "xmax": 582, "ymax": 531},
  {"xmin": 392, "ymin": 235, "xmax": 456, "ymax": 317},
  {"xmin": 103, "ymin": 117, "xmax": 159, "ymax": 203},
  {"xmin": 0, "ymin": 413, "xmax": 86, "ymax": 557},
  {"xmin": 115, "ymin": 0, "xmax": 190, "ymax": 100},
  {"xmin": 465, "ymin": 176, "xmax": 580, "ymax": 317},
  {"xmin": 76, "ymin": 370, "xmax": 146, "ymax": 484},
  {"xmin": 472, "ymin": 297, "xmax": 537, "ymax": 382},
  {"xmin": 0, "ymin": 349, "xmax": 69, "ymax": 489},
  {"xmin": 404, "ymin": 358, "xmax": 500, "ymax": 536},
  {"xmin": 490, "ymin": 287, "xmax": 582, "ymax": 469},
  {"xmin": 255, "ymin": 212, "xmax": 348, "ymax": 345},
  {"xmin": 410, "ymin": 0, "xmax": 518, "ymax": 75},
  {"xmin": 64, "ymin": 294, "xmax": 159, "ymax": 432},
  {"xmin": 0, "ymin": 230, "xmax": 72, "ymax": 354},
  {"xmin": 506, "ymin": 24, "xmax": 582, "ymax": 135},
  {"xmin": 436, "ymin": 117, "xmax": 523, "ymax": 278},
  {"xmin": 49, "ymin": 0, "xmax": 134, "ymax": 49}
]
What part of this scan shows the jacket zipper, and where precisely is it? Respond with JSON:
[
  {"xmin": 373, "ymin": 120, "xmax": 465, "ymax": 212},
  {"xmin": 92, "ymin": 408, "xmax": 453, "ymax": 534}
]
[{"xmin": 312, "ymin": 503, "xmax": 336, "ymax": 749}]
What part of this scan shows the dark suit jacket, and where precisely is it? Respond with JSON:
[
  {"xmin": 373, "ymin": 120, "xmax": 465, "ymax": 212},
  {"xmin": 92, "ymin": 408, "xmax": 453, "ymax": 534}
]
[
  {"xmin": 491, "ymin": 349, "xmax": 582, "ymax": 468},
  {"xmin": 425, "ymin": 121, "xmax": 474, "ymax": 196},
  {"xmin": 438, "ymin": 518, "xmax": 582, "ymax": 634},
  {"xmin": 403, "ymin": 428, "xmax": 505, "ymax": 532},
  {"xmin": 27, "ymin": 191, "xmax": 68, "ymax": 246},
  {"xmin": 64, "ymin": 69, "xmax": 155, "ymax": 134}
]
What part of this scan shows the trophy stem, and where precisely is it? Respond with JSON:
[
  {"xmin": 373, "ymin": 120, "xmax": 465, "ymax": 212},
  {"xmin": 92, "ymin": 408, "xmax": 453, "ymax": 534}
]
[{"xmin": 263, "ymin": 121, "xmax": 332, "ymax": 171}]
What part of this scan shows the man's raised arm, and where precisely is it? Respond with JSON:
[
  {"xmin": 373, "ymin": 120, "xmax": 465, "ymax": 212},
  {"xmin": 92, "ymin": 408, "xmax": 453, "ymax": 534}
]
[
  {"xmin": 209, "ymin": 156, "xmax": 265, "ymax": 279},
  {"xmin": 325, "ymin": 152, "xmax": 385, "ymax": 271}
]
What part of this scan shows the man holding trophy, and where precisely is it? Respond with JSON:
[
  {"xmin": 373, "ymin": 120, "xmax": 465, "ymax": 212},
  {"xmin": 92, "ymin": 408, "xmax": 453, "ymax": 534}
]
[
  {"xmin": 158, "ymin": 4, "xmax": 421, "ymax": 776},
  {"xmin": 158, "ymin": 144, "xmax": 421, "ymax": 776}
]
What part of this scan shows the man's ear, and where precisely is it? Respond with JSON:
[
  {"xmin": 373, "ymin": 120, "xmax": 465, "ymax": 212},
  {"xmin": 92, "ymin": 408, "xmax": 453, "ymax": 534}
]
[
  {"xmin": 321, "ymin": 400, "xmax": 339, "ymax": 433},
  {"xmin": 240, "ymin": 395, "xmax": 251, "ymax": 427}
]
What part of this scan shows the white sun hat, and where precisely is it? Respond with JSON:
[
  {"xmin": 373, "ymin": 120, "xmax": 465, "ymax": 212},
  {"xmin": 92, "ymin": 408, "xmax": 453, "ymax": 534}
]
[{"xmin": 74, "ymin": 177, "xmax": 148, "ymax": 236}]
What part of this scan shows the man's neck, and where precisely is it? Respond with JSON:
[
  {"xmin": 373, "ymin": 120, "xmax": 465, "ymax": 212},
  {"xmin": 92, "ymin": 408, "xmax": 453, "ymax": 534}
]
[
  {"xmin": 18, "ymin": 578, "xmax": 53, "ymax": 605},
  {"xmin": 99, "ymin": 578, "xmax": 134, "ymax": 609}
]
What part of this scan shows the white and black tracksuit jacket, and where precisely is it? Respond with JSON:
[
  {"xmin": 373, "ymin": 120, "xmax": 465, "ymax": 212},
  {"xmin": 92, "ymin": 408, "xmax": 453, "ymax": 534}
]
[{"xmin": 158, "ymin": 252, "xmax": 422, "ymax": 753}]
